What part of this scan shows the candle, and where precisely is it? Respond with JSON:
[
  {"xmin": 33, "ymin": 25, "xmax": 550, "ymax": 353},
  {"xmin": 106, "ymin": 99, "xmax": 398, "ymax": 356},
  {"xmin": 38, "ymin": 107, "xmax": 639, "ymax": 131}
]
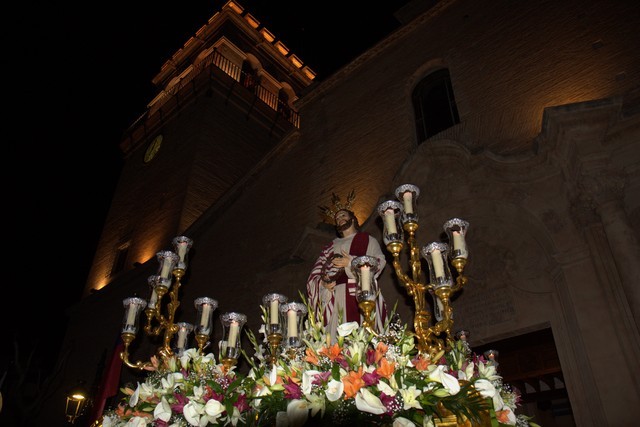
[
  {"xmin": 200, "ymin": 304, "xmax": 211, "ymax": 328},
  {"xmin": 360, "ymin": 265, "xmax": 371, "ymax": 292},
  {"xmin": 177, "ymin": 243, "xmax": 188, "ymax": 263},
  {"xmin": 452, "ymin": 231, "xmax": 468, "ymax": 259},
  {"xmin": 125, "ymin": 305, "xmax": 137, "ymax": 327},
  {"xmin": 270, "ymin": 299, "xmax": 279, "ymax": 325},
  {"xmin": 148, "ymin": 289, "xmax": 158, "ymax": 310},
  {"xmin": 287, "ymin": 309, "xmax": 298, "ymax": 338},
  {"xmin": 383, "ymin": 209, "xmax": 398, "ymax": 234},
  {"xmin": 431, "ymin": 249, "xmax": 445, "ymax": 278},
  {"xmin": 177, "ymin": 328, "xmax": 188, "ymax": 349},
  {"xmin": 228, "ymin": 321, "xmax": 239, "ymax": 347},
  {"xmin": 402, "ymin": 192, "xmax": 414, "ymax": 214},
  {"xmin": 160, "ymin": 260, "xmax": 172, "ymax": 278}
]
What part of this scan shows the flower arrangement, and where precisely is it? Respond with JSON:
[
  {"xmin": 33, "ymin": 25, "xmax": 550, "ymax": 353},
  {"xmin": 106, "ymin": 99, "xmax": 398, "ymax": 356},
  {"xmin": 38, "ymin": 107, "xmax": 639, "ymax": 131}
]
[
  {"xmin": 101, "ymin": 298, "xmax": 539, "ymax": 427},
  {"xmin": 101, "ymin": 349, "xmax": 253, "ymax": 427}
]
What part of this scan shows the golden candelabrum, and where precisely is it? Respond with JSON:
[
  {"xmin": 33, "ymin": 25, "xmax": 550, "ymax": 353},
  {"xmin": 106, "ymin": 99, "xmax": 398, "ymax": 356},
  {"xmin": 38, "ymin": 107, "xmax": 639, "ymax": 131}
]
[
  {"xmin": 119, "ymin": 236, "xmax": 308, "ymax": 374},
  {"xmin": 377, "ymin": 184, "xmax": 470, "ymax": 358},
  {"xmin": 119, "ymin": 236, "xmax": 246, "ymax": 373}
]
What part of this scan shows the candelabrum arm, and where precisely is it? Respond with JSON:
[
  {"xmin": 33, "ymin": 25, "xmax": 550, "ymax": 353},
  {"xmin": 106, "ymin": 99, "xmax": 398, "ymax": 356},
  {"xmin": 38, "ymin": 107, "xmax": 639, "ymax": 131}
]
[
  {"xmin": 406, "ymin": 226, "xmax": 424, "ymax": 284},
  {"xmin": 450, "ymin": 258, "xmax": 468, "ymax": 292},
  {"xmin": 119, "ymin": 333, "xmax": 154, "ymax": 371}
]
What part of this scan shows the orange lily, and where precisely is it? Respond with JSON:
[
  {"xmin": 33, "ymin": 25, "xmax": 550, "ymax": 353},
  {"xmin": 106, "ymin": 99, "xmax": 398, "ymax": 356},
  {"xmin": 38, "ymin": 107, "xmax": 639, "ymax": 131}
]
[
  {"xmin": 374, "ymin": 342, "xmax": 388, "ymax": 363},
  {"xmin": 285, "ymin": 369, "xmax": 301, "ymax": 385},
  {"xmin": 305, "ymin": 347, "xmax": 319, "ymax": 366},
  {"xmin": 262, "ymin": 373, "xmax": 284, "ymax": 386},
  {"xmin": 375, "ymin": 357, "xmax": 395, "ymax": 379},
  {"xmin": 413, "ymin": 355, "xmax": 430, "ymax": 371},
  {"xmin": 342, "ymin": 367, "xmax": 365, "ymax": 399},
  {"xmin": 496, "ymin": 409, "xmax": 511, "ymax": 423},
  {"xmin": 319, "ymin": 343, "xmax": 342, "ymax": 361}
]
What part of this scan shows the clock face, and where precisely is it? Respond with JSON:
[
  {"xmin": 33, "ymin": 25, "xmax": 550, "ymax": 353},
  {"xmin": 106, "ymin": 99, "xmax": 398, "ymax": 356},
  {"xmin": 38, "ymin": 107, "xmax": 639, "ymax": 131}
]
[{"xmin": 144, "ymin": 134, "xmax": 163, "ymax": 163}]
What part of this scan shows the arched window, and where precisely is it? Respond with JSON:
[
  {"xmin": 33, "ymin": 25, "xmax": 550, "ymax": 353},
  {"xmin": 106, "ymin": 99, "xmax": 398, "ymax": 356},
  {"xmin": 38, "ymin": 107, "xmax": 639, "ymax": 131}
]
[{"xmin": 412, "ymin": 69, "xmax": 460, "ymax": 143}]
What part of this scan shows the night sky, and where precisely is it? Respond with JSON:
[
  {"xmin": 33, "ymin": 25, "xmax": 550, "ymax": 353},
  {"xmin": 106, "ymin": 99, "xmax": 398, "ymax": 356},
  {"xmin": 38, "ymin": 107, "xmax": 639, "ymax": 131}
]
[{"xmin": 5, "ymin": 0, "xmax": 411, "ymax": 386}]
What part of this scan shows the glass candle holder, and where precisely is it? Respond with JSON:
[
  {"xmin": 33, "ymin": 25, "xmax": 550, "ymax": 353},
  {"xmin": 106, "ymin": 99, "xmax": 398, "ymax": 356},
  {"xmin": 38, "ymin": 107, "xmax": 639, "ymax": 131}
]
[
  {"xmin": 455, "ymin": 329, "xmax": 470, "ymax": 342},
  {"xmin": 194, "ymin": 297, "xmax": 218, "ymax": 337},
  {"xmin": 173, "ymin": 322, "xmax": 193, "ymax": 355},
  {"xmin": 443, "ymin": 218, "xmax": 469, "ymax": 260},
  {"xmin": 431, "ymin": 291, "xmax": 446, "ymax": 321},
  {"xmin": 377, "ymin": 200, "xmax": 404, "ymax": 245},
  {"xmin": 351, "ymin": 255, "xmax": 379, "ymax": 302},
  {"xmin": 281, "ymin": 302, "xmax": 307, "ymax": 348},
  {"xmin": 121, "ymin": 297, "xmax": 147, "ymax": 335},
  {"xmin": 395, "ymin": 183, "xmax": 420, "ymax": 224},
  {"xmin": 484, "ymin": 349, "xmax": 499, "ymax": 367},
  {"xmin": 262, "ymin": 293, "xmax": 288, "ymax": 335},
  {"xmin": 421, "ymin": 242, "xmax": 453, "ymax": 288},
  {"xmin": 220, "ymin": 312, "xmax": 247, "ymax": 360},
  {"xmin": 172, "ymin": 236, "xmax": 193, "ymax": 271},
  {"xmin": 146, "ymin": 275, "xmax": 160, "ymax": 310},
  {"xmin": 156, "ymin": 250, "xmax": 179, "ymax": 281}
]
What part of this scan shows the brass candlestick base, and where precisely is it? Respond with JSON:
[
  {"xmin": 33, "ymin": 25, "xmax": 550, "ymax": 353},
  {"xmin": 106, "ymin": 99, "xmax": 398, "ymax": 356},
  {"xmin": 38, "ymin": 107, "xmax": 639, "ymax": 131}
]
[
  {"xmin": 286, "ymin": 347, "xmax": 299, "ymax": 360},
  {"xmin": 358, "ymin": 300, "xmax": 376, "ymax": 331},
  {"xmin": 221, "ymin": 356, "xmax": 237, "ymax": 373},
  {"xmin": 195, "ymin": 333, "xmax": 209, "ymax": 353},
  {"xmin": 267, "ymin": 333, "xmax": 283, "ymax": 364}
]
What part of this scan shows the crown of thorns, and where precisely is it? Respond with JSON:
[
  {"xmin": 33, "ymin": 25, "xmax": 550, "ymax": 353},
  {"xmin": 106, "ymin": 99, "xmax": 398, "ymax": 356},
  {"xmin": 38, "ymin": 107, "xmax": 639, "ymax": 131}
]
[{"xmin": 318, "ymin": 190, "xmax": 356, "ymax": 221}]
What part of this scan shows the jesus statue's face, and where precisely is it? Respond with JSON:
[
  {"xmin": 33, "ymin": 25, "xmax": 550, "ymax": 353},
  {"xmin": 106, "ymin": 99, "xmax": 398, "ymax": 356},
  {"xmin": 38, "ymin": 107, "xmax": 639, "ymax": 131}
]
[{"xmin": 334, "ymin": 210, "xmax": 354, "ymax": 233}]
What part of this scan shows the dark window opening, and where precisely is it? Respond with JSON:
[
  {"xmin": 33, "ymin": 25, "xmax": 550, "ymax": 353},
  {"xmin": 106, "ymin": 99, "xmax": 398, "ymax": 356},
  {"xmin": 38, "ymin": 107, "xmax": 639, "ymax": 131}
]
[
  {"xmin": 412, "ymin": 68, "xmax": 460, "ymax": 143},
  {"xmin": 112, "ymin": 244, "xmax": 130, "ymax": 276}
]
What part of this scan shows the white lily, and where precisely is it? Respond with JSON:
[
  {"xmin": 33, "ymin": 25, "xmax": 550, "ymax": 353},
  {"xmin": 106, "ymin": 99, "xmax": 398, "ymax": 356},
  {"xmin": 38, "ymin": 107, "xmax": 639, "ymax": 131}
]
[
  {"xmin": 183, "ymin": 400, "xmax": 205, "ymax": 426},
  {"xmin": 154, "ymin": 396, "xmax": 173, "ymax": 422},
  {"xmin": 138, "ymin": 381, "xmax": 155, "ymax": 400},
  {"xmin": 204, "ymin": 398, "xmax": 225, "ymax": 423},
  {"xmin": 180, "ymin": 348, "xmax": 198, "ymax": 369},
  {"xmin": 463, "ymin": 361, "xmax": 475, "ymax": 381},
  {"xmin": 192, "ymin": 384, "xmax": 205, "ymax": 401},
  {"xmin": 301, "ymin": 369, "xmax": 321, "ymax": 396},
  {"xmin": 377, "ymin": 379, "xmax": 397, "ymax": 395},
  {"xmin": 129, "ymin": 383, "xmax": 141, "ymax": 407},
  {"xmin": 160, "ymin": 372, "xmax": 184, "ymax": 393},
  {"xmin": 268, "ymin": 364, "xmax": 278, "ymax": 387},
  {"xmin": 337, "ymin": 321, "xmax": 359, "ymax": 337},
  {"xmin": 227, "ymin": 406, "xmax": 245, "ymax": 426},
  {"xmin": 477, "ymin": 361, "xmax": 500, "ymax": 381},
  {"xmin": 286, "ymin": 398, "xmax": 310, "ymax": 427},
  {"xmin": 101, "ymin": 414, "xmax": 116, "ymax": 427},
  {"xmin": 355, "ymin": 388, "xmax": 386, "ymax": 414},
  {"xmin": 325, "ymin": 378, "xmax": 344, "ymax": 402},
  {"xmin": 427, "ymin": 365, "xmax": 460, "ymax": 395},
  {"xmin": 306, "ymin": 393, "xmax": 326, "ymax": 417},
  {"xmin": 401, "ymin": 337, "xmax": 415, "ymax": 354},
  {"xmin": 393, "ymin": 416, "xmax": 416, "ymax": 427},
  {"xmin": 399, "ymin": 385, "xmax": 422, "ymax": 410},
  {"xmin": 388, "ymin": 373, "xmax": 400, "ymax": 390},
  {"xmin": 348, "ymin": 341, "xmax": 365, "ymax": 365},
  {"xmin": 199, "ymin": 351, "xmax": 216, "ymax": 366},
  {"xmin": 126, "ymin": 416, "xmax": 149, "ymax": 427},
  {"xmin": 473, "ymin": 379, "xmax": 497, "ymax": 398}
]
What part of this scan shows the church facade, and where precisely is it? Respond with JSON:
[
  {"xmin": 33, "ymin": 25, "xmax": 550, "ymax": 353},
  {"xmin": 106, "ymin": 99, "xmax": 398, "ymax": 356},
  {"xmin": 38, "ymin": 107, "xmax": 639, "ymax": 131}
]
[{"xmin": 45, "ymin": 1, "xmax": 639, "ymax": 425}]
